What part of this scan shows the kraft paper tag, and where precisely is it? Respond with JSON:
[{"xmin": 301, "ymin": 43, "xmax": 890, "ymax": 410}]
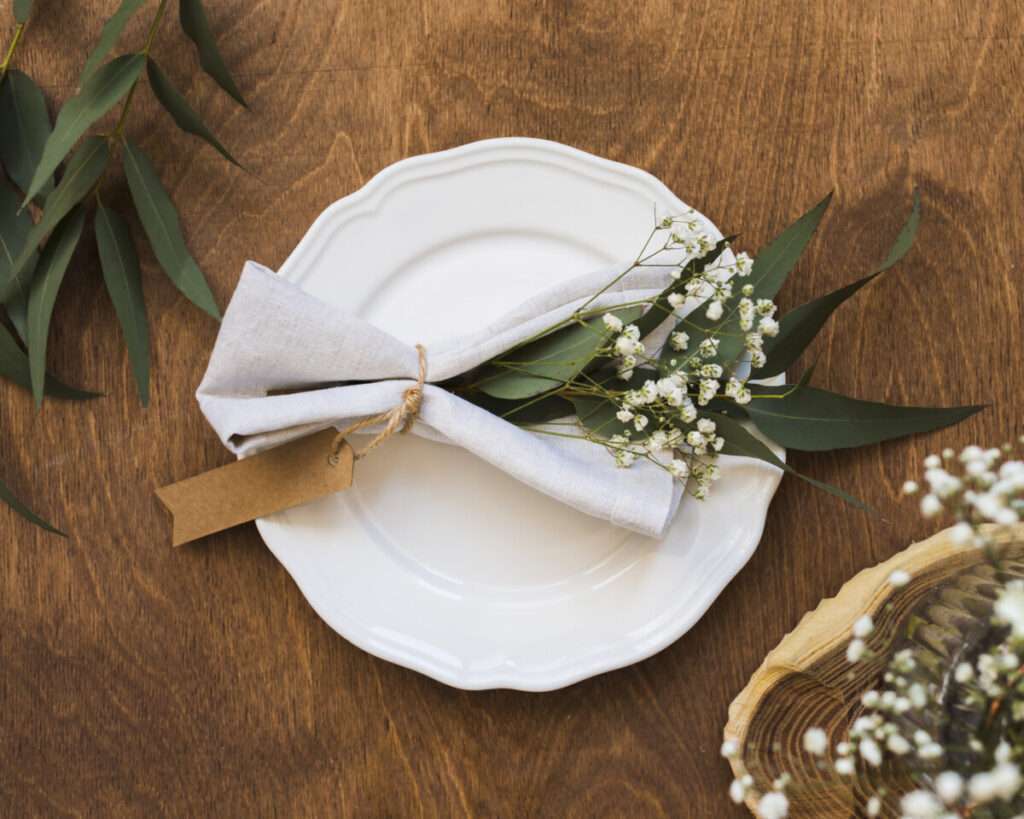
[{"xmin": 156, "ymin": 429, "xmax": 354, "ymax": 547}]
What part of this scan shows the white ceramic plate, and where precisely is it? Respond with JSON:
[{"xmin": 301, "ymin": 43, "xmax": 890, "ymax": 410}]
[{"xmin": 262, "ymin": 138, "xmax": 783, "ymax": 691}]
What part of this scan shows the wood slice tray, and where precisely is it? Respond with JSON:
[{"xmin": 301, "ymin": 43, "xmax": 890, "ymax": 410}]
[{"xmin": 724, "ymin": 524, "xmax": 1024, "ymax": 817}]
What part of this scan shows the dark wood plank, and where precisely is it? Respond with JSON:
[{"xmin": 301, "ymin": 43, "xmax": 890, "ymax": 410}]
[{"xmin": 1, "ymin": 0, "xmax": 1021, "ymax": 815}]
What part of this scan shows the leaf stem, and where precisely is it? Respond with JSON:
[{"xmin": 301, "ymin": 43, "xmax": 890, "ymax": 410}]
[
  {"xmin": 0, "ymin": 22, "xmax": 26, "ymax": 80},
  {"xmin": 110, "ymin": 0, "xmax": 169, "ymax": 142}
]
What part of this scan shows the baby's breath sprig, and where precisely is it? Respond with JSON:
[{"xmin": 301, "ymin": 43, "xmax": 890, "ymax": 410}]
[{"xmin": 453, "ymin": 191, "xmax": 981, "ymax": 509}]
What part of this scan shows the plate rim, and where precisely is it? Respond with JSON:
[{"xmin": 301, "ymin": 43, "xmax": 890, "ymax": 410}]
[{"xmin": 262, "ymin": 137, "xmax": 781, "ymax": 691}]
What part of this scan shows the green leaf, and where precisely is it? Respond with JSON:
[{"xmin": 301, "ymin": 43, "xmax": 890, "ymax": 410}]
[
  {"xmin": 179, "ymin": 0, "xmax": 248, "ymax": 107},
  {"xmin": 122, "ymin": 138, "xmax": 220, "ymax": 318},
  {"xmin": 0, "ymin": 471, "xmax": 63, "ymax": 535},
  {"xmin": 13, "ymin": 0, "xmax": 33, "ymax": 23},
  {"xmin": 0, "ymin": 178, "xmax": 37, "ymax": 302},
  {"xmin": 27, "ymin": 206, "xmax": 86, "ymax": 406},
  {"xmin": 6, "ymin": 293, "xmax": 28, "ymax": 341},
  {"xmin": 570, "ymin": 394, "xmax": 644, "ymax": 440},
  {"xmin": 146, "ymin": 57, "xmax": 239, "ymax": 166},
  {"xmin": 0, "ymin": 69, "xmax": 54, "ymax": 201},
  {"xmin": 22, "ymin": 54, "xmax": 143, "ymax": 205},
  {"xmin": 759, "ymin": 191, "xmax": 921, "ymax": 379},
  {"xmin": 0, "ymin": 321, "xmax": 98, "ymax": 399},
  {"xmin": 1, "ymin": 137, "xmax": 109, "ymax": 303},
  {"xmin": 462, "ymin": 390, "xmax": 573, "ymax": 425},
  {"xmin": 80, "ymin": 0, "xmax": 148, "ymax": 82},
  {"xmin": 748, "ymin": 192, "xmax": 832, "ymax": 301},
  {"xmin": 475, "ymin": 306, "xmax": 642, "ymax": 400},
  {"xmin": 706, "ymin": 411, "xmax": 868, "ymax": 510},
  {"xmin": 95, "ymin": 206, "xmax": 149, "ymax": 405},
  {"xmin": 745, "ymin": 386, "xmax": 984, "ymax": 452}
]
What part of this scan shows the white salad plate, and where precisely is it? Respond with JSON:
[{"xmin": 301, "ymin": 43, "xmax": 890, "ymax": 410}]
[{"xmin": 262, "ymin": 138, "xmax": 783, "ymax": 691}]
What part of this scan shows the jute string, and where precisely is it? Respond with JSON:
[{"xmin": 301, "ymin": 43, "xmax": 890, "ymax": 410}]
[{"xmin": 331, "ymin": 344, "xmax": 427, "ymax": 461}]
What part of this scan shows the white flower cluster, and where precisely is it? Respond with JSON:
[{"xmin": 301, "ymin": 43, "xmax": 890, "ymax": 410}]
[
  {"xmin": 604, "ymin": 372, "xmax": 724, "ymax": 498},
  {"xmin": 903, "ymin": 441, "xmax": 1024, "ymax": 549}
]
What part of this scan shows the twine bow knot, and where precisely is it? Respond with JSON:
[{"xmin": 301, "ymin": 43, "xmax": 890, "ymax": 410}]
[{"xmin": 331, "ymin": 344, "xmax": 428, "ymax": 461}]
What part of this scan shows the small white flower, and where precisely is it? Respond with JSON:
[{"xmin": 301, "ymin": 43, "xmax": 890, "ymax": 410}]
[
  {"xmin": 670, "ymin": 331, "xmax": 689, "ymax": 351},
  {"xmin": 802, "ymin": 727, "xmax": 828, "ymax": 756},
  {"xmin": 705, "ymin": 300, "xmax": 724, "ymax": 321},
  {"xmin": 861, "ymin": 690, "xmax": 880, "ymax": 708},
  {"xmin": 954, "ymin": 662, "xmax": 973, "ymax": 683},
  {"xmin": 668, "ymin": 459, "xmax": 689, "ymax": 480},
  {"xmin": 616, "ymin": 409, "xmax": 634, "ymax": 423},
  {"xmin": 728, "ymin": 778, "xmax": 748, "ymax": 804},
  {"xmin": 756, "ymin": 791, "xmax": 788, "ymax": 819},
  {"xmin": 697, "ymin": 418, "xmax": 716, "ymax": 435},
  {"xmin": 667, "ymin": 292, "xmax": 685, "ymax": 309},
  {"xmin": 888, "ymin": 569, "xmax": 912, "ymax": 587},
  {"xmin": 758, "ymin": 317, "xmax": 779, "ymax": 337},
  {"xmin": 949, "ymin": 521, "xmax": 974, "ymax": 545},
  {"xmin": 899, "ymin": 789, "xmax": 943, "ymax": 818},
  {"xmin": 934, "ymin": 770, "xmax": 963, "ymax": 804},
  {"xmin": 859, "ymin": 737, "xmax": 882, "ymax": 767},
  {"xmin": 602, "ymin": 313, "xmax": 624, "ymax": 332},
  {"xmin": 924, "ymin": 454, "xmax": 942, "ymax": 468},
  {"xmin": 902, "ymin": 480, "xmax": 919, "ymax": 494},
  {"xmin": 886, "ymin": 734, "xmax": 911, "ymax": 755},
  {"xmin": 917, "ymin": 742, "xmax": 944, "ymax": 760},
  {"xmin": 995, "ymin": 580, "xmax": 1024, "ymax": 637},
  {"xmin": 852, "ymin": 614, "xmax": 874, "ymax": 638},
  {"xmin": 834, "ymin": 756, "xmax": 855, "ymax": 776},
  {"xmin": 865, "ymin": 796, "xmax": 881, "ymax": 817},
  {"xmin": 720, "ymin": 739, "xmax": 739, "ymax": 759},
  {"xmin": 633, "ymin": 415, "xmax": 649, "ymax": 432},
  {"xmin": 920, "ymin": 493, "xmax": 943, "ymax": 517},
  {"xmin": 846, "ymin": 638, "xmax": 866, "ymax": 663}
]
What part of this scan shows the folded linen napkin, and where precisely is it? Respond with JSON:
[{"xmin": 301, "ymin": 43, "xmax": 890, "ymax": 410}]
[{"xmin": 197, "ymin": 261, "xmax": 686, "ymax": 537}]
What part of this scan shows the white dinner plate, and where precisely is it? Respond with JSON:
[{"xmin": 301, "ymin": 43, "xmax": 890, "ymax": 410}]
[{"xmin": 260, "ymin": 138, "xmax": 783, "ymax": 691}]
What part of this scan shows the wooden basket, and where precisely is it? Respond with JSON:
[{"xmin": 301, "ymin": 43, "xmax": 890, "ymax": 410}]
[{"xmin": 724, "ymin": 524, "xmax": 1024, "ymax": 817}]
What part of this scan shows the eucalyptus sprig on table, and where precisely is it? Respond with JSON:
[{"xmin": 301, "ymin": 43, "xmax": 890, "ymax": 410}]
[
  {"xmin": 451, "ymin": 192, "xmax": 982, "ymax": 505},
  {"xmin": 0, "ymin": 0, "xmax": 245, "ymax": 532}
]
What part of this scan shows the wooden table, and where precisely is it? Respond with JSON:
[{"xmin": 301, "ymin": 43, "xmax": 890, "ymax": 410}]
[{"xmin": 2, "ymin": 1, "xmax": 1020, "ymax": 815}]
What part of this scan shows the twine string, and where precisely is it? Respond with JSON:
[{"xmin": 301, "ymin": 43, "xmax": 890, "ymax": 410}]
[{"xmin": 331, "ymin": 344, "xmax": 427, "ymax": 461}]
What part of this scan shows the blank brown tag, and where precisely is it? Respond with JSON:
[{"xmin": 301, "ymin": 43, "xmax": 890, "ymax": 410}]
[{"xmin": 156, "ymin": 429, "xmax": 354, "ymax": 547}]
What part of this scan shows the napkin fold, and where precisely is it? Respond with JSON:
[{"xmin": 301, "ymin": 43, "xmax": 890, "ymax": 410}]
[{"xmin": 197, "ymin": 261, "xmax": 685, "ymax": 537}]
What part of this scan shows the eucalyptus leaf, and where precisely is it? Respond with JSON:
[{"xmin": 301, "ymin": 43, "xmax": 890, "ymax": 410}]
[
  {"xmin": 6, "ymin": 294, "xmax": 28, "ymax": 341},
  {"xmin": 745, "ymin": 386, "xmax": 984, "ymax": 452},
  {"xmin": 147, "ymin": 57, "xmax": 239, "ymax": 166},
  {"xmin": 2, "ymin": 137, "xmax": 109, "ymax": 302},
  {"xmin": 27, "ymin": 206, "xmax": 86, "ymax": 405},
  {"xmin": 13, "ymin": 0, "xmax": 33, "ymax": 23},
  {"xmin": 707, "ymin": 411, "xmax": 867, "ymax": 509},
  {"xmin": 0, "ymin": 69, "xmax": 54, "ymax": 201},
  {"xmin": 22, "ymin": 53, "xmax": 143, "ymax": 205},
  {"xmin": 0, "ymin": 471, "xmax": 63, "ymax": 535},
  {"xmin": 80, "ymin": 0, "xmax": 148, "ymax": 82},
  {"xmin": 179, "ymin": 0, "xmax": 248, "ymax": 107},
  {"xmin": 123, "ymin": 139, "xmax": 220, "ymax": 318},
  {"xmin": 0, "ymin": 321, "xmax": 98, "ymax": 399},
  {"xmin": 759, "ymin": 191, "xmax": 921, "ymax": 379},
  {"xmin": 0, "ymin": 179, "xmax": 37, "ymax": 308},
  {"xmin": 476, "ymin": 305, "xmax": 642, "ymax": 400},
  {"xmin": 463, "ymin": 390, "xmax": 573, "ymax": 425},
  {"xmin": 748, "ymin": 192, "xmax": 832, "ymax": 301},
  {"xmin": 95, "ymin": 206, "xmax": 149, "ymax": 405}
]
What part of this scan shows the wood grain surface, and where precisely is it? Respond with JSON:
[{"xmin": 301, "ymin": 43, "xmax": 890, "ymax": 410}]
[{"xmin": 1, "ymin": 1, "xmax": 1021, "ymax": 815}]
